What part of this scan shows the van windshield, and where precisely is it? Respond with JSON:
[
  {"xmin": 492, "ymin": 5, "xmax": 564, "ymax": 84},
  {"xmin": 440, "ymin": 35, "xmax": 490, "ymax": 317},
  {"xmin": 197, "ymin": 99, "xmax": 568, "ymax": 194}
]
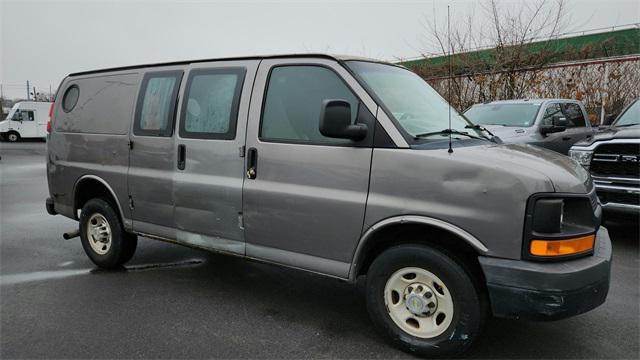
[
  {"xmin": 346, "ymin": 61, "xmax": 482, "ymax": 140},
  {"xmin": 464, "ymin": 103, "xmax": 541, "ymax": 127}
]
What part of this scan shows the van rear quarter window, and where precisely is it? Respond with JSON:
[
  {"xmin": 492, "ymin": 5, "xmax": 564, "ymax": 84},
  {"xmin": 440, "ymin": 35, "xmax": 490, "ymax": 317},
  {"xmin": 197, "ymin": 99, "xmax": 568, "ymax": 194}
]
[
  {"xmin": 134, "ymin": 71, "xmax": 183, "ymax": 137},
  {"xmin": 62, "ymin": 85, "xmax": 79, "ymax": 112},
  {"xmin": 54, "ymin": 73, "xmax": 138, "ymax": 134},
  {"xmin": 140, "ymin": 78, "xmax": 176, "ymax": 131}
]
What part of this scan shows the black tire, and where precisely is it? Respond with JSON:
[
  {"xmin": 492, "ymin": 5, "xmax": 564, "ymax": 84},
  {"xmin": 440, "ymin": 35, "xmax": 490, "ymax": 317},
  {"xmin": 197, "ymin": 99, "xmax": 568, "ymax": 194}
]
[
  {"xmin": 6, "ymin": 132, "xmax": 20, "ymax": 142},
  {"xmin": 366, "ymin": 244, "xmax": 486, "ymax": 358},
  {"xmin": 79, "ymin": 198, "xmax": 137, "ymax": 269}
]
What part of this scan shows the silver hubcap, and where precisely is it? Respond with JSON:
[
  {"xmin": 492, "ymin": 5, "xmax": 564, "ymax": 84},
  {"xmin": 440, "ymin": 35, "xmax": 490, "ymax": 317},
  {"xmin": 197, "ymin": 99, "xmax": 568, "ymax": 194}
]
[
  {"xmin": 86, "ymin": 213, "xmax": 111, "ymax": 255},
  {"xmin": 8, "ymin": 134, "xmax": 18, "ymax": 141},
  {"xmin": 384, "ymin": 267, "xmax": 454, "ymax": 338}
]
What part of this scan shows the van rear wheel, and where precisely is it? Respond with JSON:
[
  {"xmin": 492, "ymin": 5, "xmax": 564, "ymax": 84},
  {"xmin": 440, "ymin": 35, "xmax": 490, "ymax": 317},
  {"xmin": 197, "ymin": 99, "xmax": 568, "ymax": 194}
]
[
  {"xmin": 365, "ymin": 244, "xmax": 485, "ymax": 357},
  {"xmin": 79, "ymin": 198, "xmax": 137, "ymax": 268}
]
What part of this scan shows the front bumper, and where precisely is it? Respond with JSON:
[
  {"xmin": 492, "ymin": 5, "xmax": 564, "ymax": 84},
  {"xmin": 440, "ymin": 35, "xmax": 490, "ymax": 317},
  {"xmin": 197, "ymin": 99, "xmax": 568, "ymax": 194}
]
[{"xmin": 479, "ymin": 226, "xmax": 612, "ymax": 321}]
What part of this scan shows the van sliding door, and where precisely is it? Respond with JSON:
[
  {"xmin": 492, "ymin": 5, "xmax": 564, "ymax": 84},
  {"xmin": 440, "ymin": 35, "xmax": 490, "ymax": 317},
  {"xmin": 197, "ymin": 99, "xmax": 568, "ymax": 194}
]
[{"xmin": 172, "ymin": 60, "xmax": 259, "ymax": 254}]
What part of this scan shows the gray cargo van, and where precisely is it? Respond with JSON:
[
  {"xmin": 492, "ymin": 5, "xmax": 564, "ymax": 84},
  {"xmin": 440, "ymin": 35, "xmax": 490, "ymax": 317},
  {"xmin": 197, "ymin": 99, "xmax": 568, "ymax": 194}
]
[{"xmin": 46, "ymin": 54, "xmax": 611, "ymax": 357}]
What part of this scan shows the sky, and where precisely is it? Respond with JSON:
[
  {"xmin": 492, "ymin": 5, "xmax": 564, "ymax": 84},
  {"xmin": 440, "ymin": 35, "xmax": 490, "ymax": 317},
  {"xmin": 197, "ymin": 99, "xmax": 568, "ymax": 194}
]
[{"xmin": 1, "ymin": 0, "xmax": 639, "ymax": 99}]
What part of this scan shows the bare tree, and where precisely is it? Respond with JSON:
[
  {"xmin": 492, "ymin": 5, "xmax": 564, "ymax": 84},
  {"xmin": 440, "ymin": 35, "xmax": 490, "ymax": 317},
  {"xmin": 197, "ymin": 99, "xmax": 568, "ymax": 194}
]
[{"xmin": 413, "ymin": 0, "xmax": 568, "ymax": 109}]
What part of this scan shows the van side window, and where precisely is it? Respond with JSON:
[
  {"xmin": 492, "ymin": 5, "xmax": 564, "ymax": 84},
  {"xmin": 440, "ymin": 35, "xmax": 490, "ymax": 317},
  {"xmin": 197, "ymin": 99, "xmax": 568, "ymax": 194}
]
[
  {"xmin": 134, "ymin": 71, "xmax": 183, "ymax": 137},
  {"xmin": 13, "ymin": 110, "xmax": 34, "ymax": 121},
  {"xmin": 561, "ymin": 103, "xmax": 586, "ymax": 127},
  {"xmin": 179, "ymin": 68, "xmax": 245, "ymax": 139},
  {"xmin": 62, "ymin": 85, "xmax": 79, "ymax": 112},
  {"xmin": 541, "ymin": 103, "xmax": 563, "ymax": 126},
  {"xmin": 260, "ymin": 66, "xmax": 358, "ymax": 144}
]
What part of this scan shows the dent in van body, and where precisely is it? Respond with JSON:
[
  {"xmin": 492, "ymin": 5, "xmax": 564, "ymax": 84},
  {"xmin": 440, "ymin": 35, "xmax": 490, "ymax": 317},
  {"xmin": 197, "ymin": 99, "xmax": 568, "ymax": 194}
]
[{"xmin": 364, "ymin": 144, "xmax": 563, "ymax": 260}]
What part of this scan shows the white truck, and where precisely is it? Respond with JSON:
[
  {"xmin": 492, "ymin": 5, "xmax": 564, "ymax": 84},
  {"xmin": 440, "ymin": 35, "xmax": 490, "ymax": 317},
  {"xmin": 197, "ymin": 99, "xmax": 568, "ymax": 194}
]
[{"xmin": 0, "ymin": 101, "xmax": 52, "ymax": 142}]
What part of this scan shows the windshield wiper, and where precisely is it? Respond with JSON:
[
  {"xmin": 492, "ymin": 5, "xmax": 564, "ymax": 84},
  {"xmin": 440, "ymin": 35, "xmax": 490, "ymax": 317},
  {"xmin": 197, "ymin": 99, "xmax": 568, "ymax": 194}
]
[
  {"xmin": 613, "ymin": 123, "xmax": 640, "ymax": 127},
  {"xmin": 465, "ymin": 124, "xmax": 496, "ymax": 137},
  {"xmin": 414, "ymin": 129, "xmax": 485, "ymax": 141}
]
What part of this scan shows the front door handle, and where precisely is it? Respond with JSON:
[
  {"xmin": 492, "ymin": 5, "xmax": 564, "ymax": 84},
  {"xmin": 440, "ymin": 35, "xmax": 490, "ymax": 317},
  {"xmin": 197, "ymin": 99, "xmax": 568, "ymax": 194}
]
[
  {"xmin": 177, "ymin": 144, "xmax": 186, "ymax": 170},
  {"xmin": 246, "ymin": 147, "xmax": 257, "ymax": 179}
]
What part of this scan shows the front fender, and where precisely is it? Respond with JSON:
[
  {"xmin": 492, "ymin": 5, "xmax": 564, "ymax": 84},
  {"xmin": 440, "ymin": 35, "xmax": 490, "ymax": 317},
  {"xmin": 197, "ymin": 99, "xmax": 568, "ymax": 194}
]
[{"xmin": 348, "ymin": 215, "xmax": 489, "ymax": 282}]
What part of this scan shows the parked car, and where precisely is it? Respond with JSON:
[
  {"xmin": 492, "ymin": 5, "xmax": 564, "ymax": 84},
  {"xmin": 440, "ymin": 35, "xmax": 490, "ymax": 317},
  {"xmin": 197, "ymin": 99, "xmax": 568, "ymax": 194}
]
[
  {"xmin": 570, "ymin": 98, "xmax": 639, "ymax": 215},
  {"xmin": 45, "ymin": 55, "xmax": 610, "ymax": 357},
  {"xmin": 0, "ymin": 101, "xmax": 52, "ymax": 142},
  {"xmin": 464, "ymin": 99, "xmax": 594, "ymax": 154}
]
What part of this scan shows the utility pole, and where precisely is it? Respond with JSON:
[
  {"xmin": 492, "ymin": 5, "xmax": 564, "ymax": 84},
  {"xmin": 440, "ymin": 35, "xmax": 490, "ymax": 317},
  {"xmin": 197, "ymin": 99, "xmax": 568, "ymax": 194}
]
[
  {"xmin": 26, "ymin": 80, "xmax": 30, "ymax": 100},
  {"xmin": 33, "ymin": 86, "xmax": 37, "ymax": 101},
  {"xmin": 49, "ymin": 84, "xmax": 52, "ymax": 101},
  {"xmin": 600, "ymin": 63, "xmax": 610, "ymax": 125}
]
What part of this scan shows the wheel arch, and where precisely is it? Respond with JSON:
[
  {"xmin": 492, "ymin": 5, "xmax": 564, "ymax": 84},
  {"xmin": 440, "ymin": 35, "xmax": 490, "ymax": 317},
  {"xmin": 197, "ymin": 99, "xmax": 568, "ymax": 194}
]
[
  {"xmin": 349, "ymin": 215, "xmax": 489, "ymax": 282},
  {"xmin": 73, "ymin": 175, "xmax": 125, "ymax": 223}
]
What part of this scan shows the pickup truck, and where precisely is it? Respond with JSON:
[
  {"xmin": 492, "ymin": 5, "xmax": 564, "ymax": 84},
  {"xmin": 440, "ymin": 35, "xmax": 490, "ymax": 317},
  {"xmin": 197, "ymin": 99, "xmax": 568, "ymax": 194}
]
[
  {"xmin": 570, "ymin": 98, "xmax": 639, "ymax": 215},
  {"xmin": 464, "ymin": 99, "xmax": 594, "ymax": 154}
]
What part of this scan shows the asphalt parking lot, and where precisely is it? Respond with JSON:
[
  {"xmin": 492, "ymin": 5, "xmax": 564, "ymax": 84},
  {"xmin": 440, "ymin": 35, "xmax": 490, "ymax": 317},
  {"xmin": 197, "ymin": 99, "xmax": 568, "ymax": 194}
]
[{"xmin": 1, "ymin": 141, "xmax": 638, "ymax": 359}]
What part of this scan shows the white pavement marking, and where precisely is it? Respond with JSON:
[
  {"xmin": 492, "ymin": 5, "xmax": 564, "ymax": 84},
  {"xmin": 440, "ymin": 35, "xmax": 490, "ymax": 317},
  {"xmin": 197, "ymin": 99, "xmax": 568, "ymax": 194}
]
[{"xmin": 0, "ymin": 269, "xmax": 92, "ymax": 286}]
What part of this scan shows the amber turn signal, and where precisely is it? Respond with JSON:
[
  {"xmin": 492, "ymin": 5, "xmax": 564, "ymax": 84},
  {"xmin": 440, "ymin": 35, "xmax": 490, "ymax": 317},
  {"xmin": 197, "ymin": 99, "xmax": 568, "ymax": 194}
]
[{"xmin": 530, "ymin": 235, "xmax": 595, "ymax": 257}]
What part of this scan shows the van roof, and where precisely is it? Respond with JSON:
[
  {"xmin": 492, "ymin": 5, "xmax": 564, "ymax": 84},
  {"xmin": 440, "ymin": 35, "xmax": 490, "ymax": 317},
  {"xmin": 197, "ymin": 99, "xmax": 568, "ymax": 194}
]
[
  {"xmin": 14, "ymin": 101, "xmax": 52, "ymax": 106},
  {"xmin": 68, "ymin": 53, "xmax": 393, "ymax": 77}
]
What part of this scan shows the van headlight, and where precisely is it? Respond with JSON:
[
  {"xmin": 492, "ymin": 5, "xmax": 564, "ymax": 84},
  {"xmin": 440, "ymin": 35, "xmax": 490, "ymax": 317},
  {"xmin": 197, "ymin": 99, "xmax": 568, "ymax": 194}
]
[
  {"xmin": 523, "ymin": 194, "xmax": 601, "ymax": 261},
  {"xmin": 569, "ymin": 149, "xmax": 593, "ymax": 167}
]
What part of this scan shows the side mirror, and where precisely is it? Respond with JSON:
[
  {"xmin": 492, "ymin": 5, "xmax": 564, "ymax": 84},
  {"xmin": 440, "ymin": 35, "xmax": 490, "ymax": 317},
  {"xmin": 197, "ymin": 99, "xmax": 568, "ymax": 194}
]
[
  {"xmin": 603, "ymin": 114, "xmax": 617, "ymax": 126},
  {"xmin": 552, "ymin": 115, "xmax": 568, "ymax": 129},
  {"xmin": 319, "ymin": 100, "xmax": 367, "ymax": 141},
  {"xmin": 540, "ymin": 115, "xmax": 567, "ymax": 135}
]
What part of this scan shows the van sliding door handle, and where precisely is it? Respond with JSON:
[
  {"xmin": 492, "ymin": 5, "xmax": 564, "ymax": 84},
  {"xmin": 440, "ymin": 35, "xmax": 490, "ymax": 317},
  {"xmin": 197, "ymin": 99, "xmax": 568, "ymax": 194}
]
[
  {"xmin": 177, "ymin": 144, "xmax": 186, "ymax": 170},
  {"xmin": 246, "ymin": 147, "xmax": 257, "ymax": 179}
]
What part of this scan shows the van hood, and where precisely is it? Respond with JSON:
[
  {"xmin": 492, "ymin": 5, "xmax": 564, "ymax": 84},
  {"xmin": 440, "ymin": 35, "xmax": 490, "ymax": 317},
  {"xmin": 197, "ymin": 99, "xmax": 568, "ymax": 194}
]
[{"xmin": 417, "ymin": 142, "xmax": 592, "ymax": 194}]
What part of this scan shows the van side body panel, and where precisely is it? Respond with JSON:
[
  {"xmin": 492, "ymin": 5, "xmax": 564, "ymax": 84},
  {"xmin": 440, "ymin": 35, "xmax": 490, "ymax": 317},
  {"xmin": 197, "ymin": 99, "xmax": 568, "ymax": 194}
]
[{"xmin": 48, "ymin": 72, "xmax": 140, "ymax": 224}]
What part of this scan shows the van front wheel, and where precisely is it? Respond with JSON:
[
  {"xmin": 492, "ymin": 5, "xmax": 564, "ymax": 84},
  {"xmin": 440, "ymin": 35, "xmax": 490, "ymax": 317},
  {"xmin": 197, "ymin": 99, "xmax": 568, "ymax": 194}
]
[
  {"xmin": 365, "ymin": 244, "xmax": 485, "ymax": 357},
  {"xmin": 79, "ymin": 198, "xmax": 137, "ymax": 268},
  {"xmin": 6, "ymin": 132, "xmax": 20, "ymax": 142}
]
